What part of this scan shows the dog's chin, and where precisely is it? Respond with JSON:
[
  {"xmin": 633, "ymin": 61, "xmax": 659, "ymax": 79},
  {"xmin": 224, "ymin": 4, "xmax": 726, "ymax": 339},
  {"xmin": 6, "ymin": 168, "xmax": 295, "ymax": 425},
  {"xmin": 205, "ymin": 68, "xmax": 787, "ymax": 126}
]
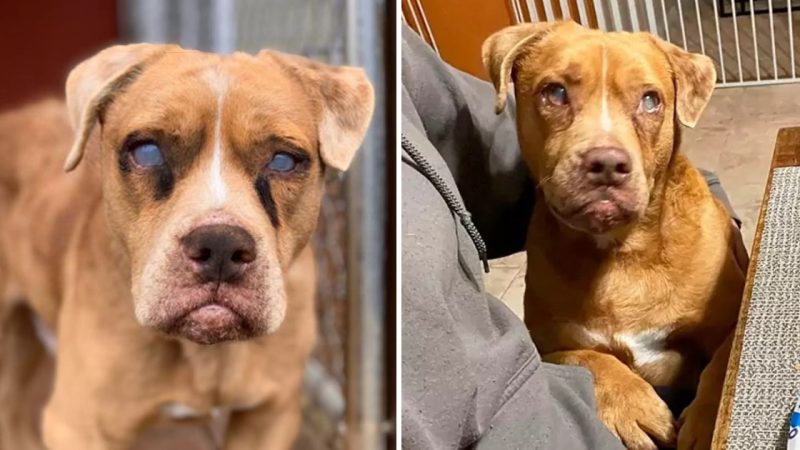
[
  {"xmin": 171, "ymin": 303, "xmax": 253, "ymax": 345},
  {"xmin": 139, "ymin": 285, "xmax": 285, "ymax": 345},
  {"xmin": 550, "ymin": 197, "xmax": 639, "ymax": 236}
]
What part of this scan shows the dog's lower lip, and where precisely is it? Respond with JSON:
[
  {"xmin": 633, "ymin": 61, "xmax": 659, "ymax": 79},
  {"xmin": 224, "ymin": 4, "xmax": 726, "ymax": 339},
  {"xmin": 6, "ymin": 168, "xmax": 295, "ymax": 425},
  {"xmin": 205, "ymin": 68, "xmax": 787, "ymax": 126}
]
[
  {"xmin": 185, "ymin": 304, "xmax": 239, "ymax": 327},
  {"xmin": 583, "ymin": 199, "xmax": 618, "ymax": 215},
  {"xmin": 549, "ymin": 196, "xmax": 633, "ymax": 234},
  {"xmin": 169, "ymin": 301, "xmax": 249, "ymax": 344},
  {"xmin": 555, "ymin": 199, "xmax": 616, "ymax": 219}
]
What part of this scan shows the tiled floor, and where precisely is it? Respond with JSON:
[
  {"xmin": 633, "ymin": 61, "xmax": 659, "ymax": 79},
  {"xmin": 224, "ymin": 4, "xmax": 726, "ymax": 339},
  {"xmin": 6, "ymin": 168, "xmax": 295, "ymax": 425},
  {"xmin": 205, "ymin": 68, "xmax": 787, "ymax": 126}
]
[{"xmin": 488, "ymin": 83, "xmax": 800, "ymax": 320}]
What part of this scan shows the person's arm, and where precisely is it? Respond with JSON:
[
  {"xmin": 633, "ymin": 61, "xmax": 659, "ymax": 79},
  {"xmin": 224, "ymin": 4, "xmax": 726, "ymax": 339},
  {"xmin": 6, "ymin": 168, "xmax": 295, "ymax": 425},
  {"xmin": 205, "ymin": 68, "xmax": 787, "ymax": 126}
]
[{"xmin": 402, "ymin": 24, "xmax": 533, "ymax": 258}]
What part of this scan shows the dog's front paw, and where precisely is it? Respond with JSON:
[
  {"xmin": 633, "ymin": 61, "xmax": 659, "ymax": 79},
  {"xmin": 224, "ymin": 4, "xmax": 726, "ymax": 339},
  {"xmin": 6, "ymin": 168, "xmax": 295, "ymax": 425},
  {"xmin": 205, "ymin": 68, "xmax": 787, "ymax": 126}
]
[
  {"xmin": 677, "ymin": 400, "xmax": 717, "ymax": 450},
  {"xmin": 596, "ymin": 377, "xmax": 677, "ymax": 450}
]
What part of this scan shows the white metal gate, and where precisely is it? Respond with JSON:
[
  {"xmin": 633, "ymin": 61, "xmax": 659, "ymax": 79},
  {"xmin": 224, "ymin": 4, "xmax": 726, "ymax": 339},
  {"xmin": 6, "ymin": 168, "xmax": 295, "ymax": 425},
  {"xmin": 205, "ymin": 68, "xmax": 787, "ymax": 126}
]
[{"xmin": 517, "ymin": 0, "xmax": 800, "ymax": 87}]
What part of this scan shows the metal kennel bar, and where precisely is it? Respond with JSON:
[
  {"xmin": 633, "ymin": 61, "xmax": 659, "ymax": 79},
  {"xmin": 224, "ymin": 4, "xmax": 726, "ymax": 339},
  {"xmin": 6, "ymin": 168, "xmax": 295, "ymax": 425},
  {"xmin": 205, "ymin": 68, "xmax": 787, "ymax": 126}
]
[
  {"xmin": 790, "ymin": 0, "xmax": 796, "ymax": 77},
  {"xmin": 578, "ymin": 0, "xmax": 591, "ymax": 25},
  {"xmin": 560, "ymin": 0, "xmax": 573, "ymax": 19},
  {"xmin": 695, "ymin": 0, "xmax": 707, "ymax": 54},
  {"xmin": 628, "ymin": 0, "xmax": 640, "ymax": 30},
  {"xmin": 660, "ymin": 0, "xmax": 672, "ymax": 38},
  {"xmin": 645, "ymin": 0, "xmax": 659, "ymax": 33},
  {"xmin": 750, "ymin": 0, "xmax": 761, "ymax": 80},
  {"xmin": 731, "ymin": 0, "xmax": 746, "ymax": 81},
  {"xmin": 345, "ymin": 0, "xmax": 389, "ymax": 448},
  {"xmin": 528, "ymin": 0, "xmax": 542, "ymax": 21},
  {"xmin": 595, "ymin": 0, "xmax": 609, "ymax": 29},
  {"xmin": 713, "ymin": 0, "xmax": 728, "ymax": 82},
  {"xmin": 609, "ymin": 0, "xmax": 624, "ymax": 29},
  {"xmin": 544, "ymin": 0, "xmax": 557, "ymax": 20},
  {"xmin": 677, "ymin": 0, "xmax": 689, "ymax": 50}
]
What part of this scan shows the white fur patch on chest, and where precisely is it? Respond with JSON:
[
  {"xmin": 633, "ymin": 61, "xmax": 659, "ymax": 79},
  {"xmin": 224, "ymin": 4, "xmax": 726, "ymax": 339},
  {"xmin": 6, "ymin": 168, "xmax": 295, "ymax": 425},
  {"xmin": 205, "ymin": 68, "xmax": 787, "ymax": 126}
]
[
  {"xmin": 32, "ymin": 314, "xmax": 58, "ymax": 354},
  {"xmin": 161, "ymin": 403, "xmax": 224, "ymax": 420},
  {"xmin": 161, "ymin": 400, "xmax": 261, "ymax": 420},
  {"xmin": 615, "ymin": 328, "xmax": 671, "ymax": 366},
  {"xmin": 575, "ymin": 326, "xmax": 672, "ymax": 367}
]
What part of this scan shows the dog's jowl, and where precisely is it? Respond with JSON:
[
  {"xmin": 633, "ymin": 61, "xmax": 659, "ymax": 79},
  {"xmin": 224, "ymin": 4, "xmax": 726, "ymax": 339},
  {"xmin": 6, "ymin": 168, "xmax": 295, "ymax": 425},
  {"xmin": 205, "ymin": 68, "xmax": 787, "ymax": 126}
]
[{"xmin": 0, "ymin": 44, "xmax": 373, "ymax": 449}]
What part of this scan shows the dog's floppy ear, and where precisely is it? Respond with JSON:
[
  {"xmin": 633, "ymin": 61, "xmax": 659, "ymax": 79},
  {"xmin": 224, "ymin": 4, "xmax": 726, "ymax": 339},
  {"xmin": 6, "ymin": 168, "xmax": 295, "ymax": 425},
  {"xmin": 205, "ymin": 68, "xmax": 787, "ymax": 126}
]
[
  {"xmin": 651, "ymin": 37, "xmax": 716, "ymax": 128},
  {"xmin": 482, "ymin": 22, "xmax": 562, "ymax": 114},
  {"xmin": 63, "ymin": 44, "xmax": 177, "ymax": 172},
  {"xmin": 259, "ymin": 50, "xmax": 375, "ymax": 171}
]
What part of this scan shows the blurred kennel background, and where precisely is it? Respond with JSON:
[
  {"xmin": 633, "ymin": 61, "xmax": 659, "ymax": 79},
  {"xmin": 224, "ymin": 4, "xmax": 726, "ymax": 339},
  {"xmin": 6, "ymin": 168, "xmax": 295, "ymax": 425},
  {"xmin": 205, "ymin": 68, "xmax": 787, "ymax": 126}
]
[
  {"xmin": 0, "ymin": 1, "xmax": 394, "ymax": 449},
  {"xmin": 404, "ymin": 0, "xmax": 800, "ymax": 87}
]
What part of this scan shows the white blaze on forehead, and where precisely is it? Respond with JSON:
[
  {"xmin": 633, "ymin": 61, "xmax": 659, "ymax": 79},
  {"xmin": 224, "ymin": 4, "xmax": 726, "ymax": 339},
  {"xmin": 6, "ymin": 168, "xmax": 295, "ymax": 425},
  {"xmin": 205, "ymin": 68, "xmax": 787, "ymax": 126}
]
[
  {"xmin": 600, "ymin": 45, "xmax": 613, "ymax": 132},
  {"xmin": 205, "ymin": 68, "xmax": 230, "ymax": 206}
]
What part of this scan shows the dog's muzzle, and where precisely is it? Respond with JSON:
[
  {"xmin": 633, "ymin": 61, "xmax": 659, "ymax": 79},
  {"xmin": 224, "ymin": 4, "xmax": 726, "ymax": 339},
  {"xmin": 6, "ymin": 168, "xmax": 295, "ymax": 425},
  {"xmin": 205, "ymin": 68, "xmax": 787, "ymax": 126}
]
[
  {"xmin": 549, "ymin": 147, "xmax": 641, "ymax": 235},
  {"xmin": 152, "ymin": 224, "xmax": 274, "ymax": 344}
]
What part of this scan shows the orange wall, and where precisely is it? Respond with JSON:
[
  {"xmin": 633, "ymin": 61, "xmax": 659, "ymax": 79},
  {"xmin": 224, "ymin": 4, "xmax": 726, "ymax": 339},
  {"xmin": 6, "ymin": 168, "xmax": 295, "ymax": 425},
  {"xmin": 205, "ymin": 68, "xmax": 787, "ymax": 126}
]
[
  {"xmin": 0, "ymin": 0, "xmax": 118, "ymax": 110},
  {"xmin": 403, "ymin": 0, "xmax": 597, "ymax": 80},
  {"xmin": 403, "ymin": 0, "xmax": 517, "ymax": 79}
]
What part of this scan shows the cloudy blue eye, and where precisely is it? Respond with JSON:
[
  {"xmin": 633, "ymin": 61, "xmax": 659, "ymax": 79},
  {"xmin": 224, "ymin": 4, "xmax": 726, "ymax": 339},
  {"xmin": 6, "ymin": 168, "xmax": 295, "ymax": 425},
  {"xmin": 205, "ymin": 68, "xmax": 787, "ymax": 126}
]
[
  {"xmin": 267, "ymin": 153, "xmax": 297, "ymax": 172},
  {"xmin": 542, "ymin": 83, "xmax": 568, "ymax": 106},
  {"xmin": 131, "ymin": 143, "xmax": 165, "ymax": 167},
  {"xmin": 640, "ymin": 91, "xmax": 661, "ymax": 113}
]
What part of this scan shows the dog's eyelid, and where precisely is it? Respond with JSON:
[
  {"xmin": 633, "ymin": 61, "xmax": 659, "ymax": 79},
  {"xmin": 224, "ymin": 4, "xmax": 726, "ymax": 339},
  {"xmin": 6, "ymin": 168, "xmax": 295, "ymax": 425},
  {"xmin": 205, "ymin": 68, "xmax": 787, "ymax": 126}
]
[
  {"xmin": 639, "ymin": 85, "xmax": 663, "ymax": 97},
  {"xmin": 641, "ymin": 91, "xmax": 661, "ymax": 101},
  {"xmin": 536, "ymin": 77, "xmax": 566, "ymax": 91},
  {"xmin": 119, "ymin": 130, "xmax": 171, "ymax": 151},
  {"xmin": 274, "ymin": 145, "xmax": 310, "ymax": 161},
  {"xmin": 259, "ymin": 136, "xmax": 311, "ymax": 161}
]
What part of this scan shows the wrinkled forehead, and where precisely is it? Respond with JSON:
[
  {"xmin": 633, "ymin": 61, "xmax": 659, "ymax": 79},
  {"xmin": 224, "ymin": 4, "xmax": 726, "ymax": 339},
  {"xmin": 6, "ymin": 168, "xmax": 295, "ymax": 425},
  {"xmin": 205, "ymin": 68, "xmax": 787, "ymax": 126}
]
[
  {"xmin": 106, "ymin": 51, "xmax": 318, "ymax": 146},
  {"xmin": 523, "ymin": 30, "xmax": 672, "ymax": 92}
]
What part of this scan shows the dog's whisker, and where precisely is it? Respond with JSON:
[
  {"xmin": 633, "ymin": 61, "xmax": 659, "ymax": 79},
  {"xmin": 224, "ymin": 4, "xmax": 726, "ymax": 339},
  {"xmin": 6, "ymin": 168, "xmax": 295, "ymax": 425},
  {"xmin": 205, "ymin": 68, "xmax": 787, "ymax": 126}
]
[{"xmin": 536, "ymin": 175, "xmax": 554, "ymax": 191}]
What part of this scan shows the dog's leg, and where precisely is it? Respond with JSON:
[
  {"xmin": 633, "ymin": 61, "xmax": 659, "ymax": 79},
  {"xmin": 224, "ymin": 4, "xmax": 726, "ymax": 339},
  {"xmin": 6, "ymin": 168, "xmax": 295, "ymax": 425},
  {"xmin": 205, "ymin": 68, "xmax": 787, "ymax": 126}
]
[
  {"xmin": 42, "ymin": 400, "xmax": 149, "ymax": 450},
  {"xmin": 677, "ymin": 332, "xmax": 732, "ymax": 450},
  {"xmin": 42, "ymin": 406, "xmax": 122, "ymax": 450},
  {"xmin": 0, "ymin": 304, "xmax": 50, "ymax": 450},
  {"xmin": 42, "ymin": 351, "xmax": 151, "ymax": 450},
  {"xmin": 544, "ymin": 349, "xmax": 676, "ymax": 450},
  {"xmin": 223, "ymin": 389, "xmax": 302, "ymax": 450}
]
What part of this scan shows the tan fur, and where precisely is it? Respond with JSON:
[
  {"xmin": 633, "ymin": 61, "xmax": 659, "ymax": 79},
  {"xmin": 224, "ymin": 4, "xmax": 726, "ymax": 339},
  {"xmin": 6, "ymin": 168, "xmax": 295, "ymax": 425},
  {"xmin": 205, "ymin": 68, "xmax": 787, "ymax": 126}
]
[
  {"xmin": 0, "ymin": 43, "xmax": 373, "ymax": 449},
  {"xmin": 484, "ymin": 22, "xmax": 745, "ymax": 450}
]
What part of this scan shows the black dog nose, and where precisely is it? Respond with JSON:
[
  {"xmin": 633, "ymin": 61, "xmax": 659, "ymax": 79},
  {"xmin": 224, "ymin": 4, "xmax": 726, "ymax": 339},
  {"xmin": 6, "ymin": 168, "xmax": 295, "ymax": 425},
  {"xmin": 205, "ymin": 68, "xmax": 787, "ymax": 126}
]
[
  {"xmin": 582, "ymin": 147, "xmax": 632, "ymax": 186},
  {"xmin": 180, "ymin": 225, "xmax": 256, "ymax": 282}
]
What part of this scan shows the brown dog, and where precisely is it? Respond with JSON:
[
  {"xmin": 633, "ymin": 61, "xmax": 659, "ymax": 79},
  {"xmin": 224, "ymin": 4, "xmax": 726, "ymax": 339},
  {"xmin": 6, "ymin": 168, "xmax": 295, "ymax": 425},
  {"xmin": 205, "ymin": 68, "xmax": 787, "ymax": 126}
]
[
  {"xmin": 483, "ymin": 22, "xmax": 747, "ymax": 450},
  {"xmin": 0, "ymin": 43, "xmax": 373, "ymax": 449}
]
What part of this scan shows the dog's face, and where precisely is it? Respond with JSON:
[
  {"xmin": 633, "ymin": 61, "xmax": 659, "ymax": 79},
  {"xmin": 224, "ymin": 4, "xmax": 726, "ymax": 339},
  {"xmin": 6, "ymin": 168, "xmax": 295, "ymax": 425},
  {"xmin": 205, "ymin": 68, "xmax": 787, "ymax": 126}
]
[
  {"xmin": 483, "ymin": 22, "xmax": 715, "ymax": 236},
  {"xmin": 64, "ymin": 45, "xmax": 373, "ymax": 344}
]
